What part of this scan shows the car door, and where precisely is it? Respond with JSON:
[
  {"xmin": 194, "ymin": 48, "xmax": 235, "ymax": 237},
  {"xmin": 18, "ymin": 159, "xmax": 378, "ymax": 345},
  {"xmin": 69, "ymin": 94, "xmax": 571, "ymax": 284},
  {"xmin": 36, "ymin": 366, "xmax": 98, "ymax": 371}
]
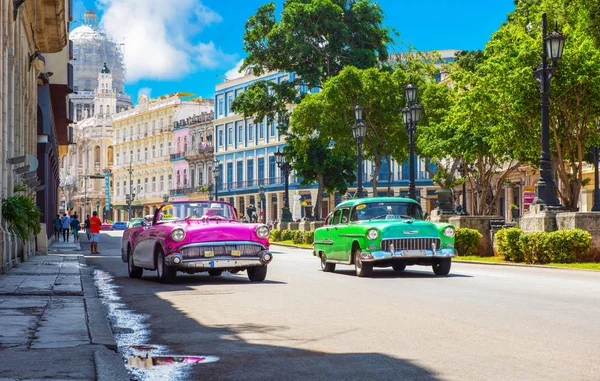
[
  {"xmin": 131, "ymin": 223, "xmax": 158, "ymax": 269},
  {"xmin": 332, "ymin": 208, "xmax": 351, "ymax": 261},
  {"xmin": 322, "ymin": 209, "xmax": 342, "ymax": 260}
]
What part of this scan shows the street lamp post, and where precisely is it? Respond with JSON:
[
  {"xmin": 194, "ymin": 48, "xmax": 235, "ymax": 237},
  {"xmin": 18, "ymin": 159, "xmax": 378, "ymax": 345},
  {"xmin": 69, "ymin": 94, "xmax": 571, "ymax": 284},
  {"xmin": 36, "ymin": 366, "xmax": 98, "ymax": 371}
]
[
  {"xmin": 212, "ymin": 160, "xmax": 220, "ymax": 201},
  {"xmin": 352, "ymin": 105, "xmax": 367, "ymax": 198},
  {"xmin": 162, "ymin": 194, "xmax": 169, "ymax": 204},
  {"xmin": 532, "ymin": 13, "xmax": 566, "ymax": 209},
  {"xmin": 456, "ymin": 165, "xmax": 469, "ymax": 215},
  {"xmin": 275, "ymin": 149, "xmax": 293, "ymax": 222},
  {"xmin": 402, "ymin": 77, "xmax": 424, "ymax": 201},
  {"xmin": 258, "ymin": 185, "xmax": 265, "ymax": 224},
  {"xmin": 126, "ymin": 161, "xmax": 136, "ymax": 219},
  {"xmin": 95, "ymin": 199, "xmax": 101, "ymax": 214}
]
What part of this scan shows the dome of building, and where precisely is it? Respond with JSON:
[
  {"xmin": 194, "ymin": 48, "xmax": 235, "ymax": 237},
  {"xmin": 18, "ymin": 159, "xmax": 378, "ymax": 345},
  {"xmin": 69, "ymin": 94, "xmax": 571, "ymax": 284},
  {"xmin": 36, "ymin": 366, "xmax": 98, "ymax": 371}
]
[{"xmin": 69, "ymin": 10, "xmax": 127, "ymax": 95}]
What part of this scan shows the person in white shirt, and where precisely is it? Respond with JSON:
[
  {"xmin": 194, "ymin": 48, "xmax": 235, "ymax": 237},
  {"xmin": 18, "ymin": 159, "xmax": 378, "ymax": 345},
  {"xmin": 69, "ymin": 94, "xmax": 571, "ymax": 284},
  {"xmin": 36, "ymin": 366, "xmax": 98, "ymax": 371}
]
[{"xmin": 61, "ymin": 213, "xmax": 72, "ymax": 242}]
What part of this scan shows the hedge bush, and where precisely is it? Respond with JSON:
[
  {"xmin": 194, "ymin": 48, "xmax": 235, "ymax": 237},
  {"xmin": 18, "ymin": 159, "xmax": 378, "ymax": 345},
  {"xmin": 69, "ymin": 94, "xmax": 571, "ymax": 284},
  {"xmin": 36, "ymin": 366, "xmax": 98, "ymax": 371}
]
[
  {"xmin": 520, "ymin": 232, "xmax": 551, "ymax": 264},
  {"xmin": 304, "ymin": 231, "xmax": 315, "ymax": 244},
  {"xmin": 292, "ymin": 230, "xmax": 304, "ymax": 244},
  {"xmin": 270, "ymin": 229, "xmax": 282, "ymax": 242},
  {"xmin": 281, "ymin": 229, "xmax": 294, "ymax": 241},
  {"xmin": 495, "ymin": 228, "xmax": 524, "ymax": 262},
  {"xmin": 546, "ymin": 229, "xmax": 592, "ymax": 263},
  {"xmin": 455, "ymin": 228, "xmax": 482, "ymax": 256}
]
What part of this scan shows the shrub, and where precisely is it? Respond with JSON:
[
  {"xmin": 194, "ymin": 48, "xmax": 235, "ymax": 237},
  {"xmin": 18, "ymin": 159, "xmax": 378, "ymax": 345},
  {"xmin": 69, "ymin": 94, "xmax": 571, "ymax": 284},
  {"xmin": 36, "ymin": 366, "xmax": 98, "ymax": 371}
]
[
  {"xmin": 520, "ymin": 232, "xmax": 551, "ymax": 264},
  {"xmin": 304, "ymin": 231, "xmax": 315, "ymax": 245},
  {"xmin": 547, "ymin": 229, "xmax": 592, "ymax": 263},
  {"xmin": 495, "ymin": 228, "xmax": 524, "ymax": 262},
  {"xmin": 270, "ymin": 229, "xmax": 282, "ymax": 242},
  {"xmin": 454, "ymin": 228, "xmax": 482, "ymax": 256},
  {"xmin": 292, "ymin": 230, "xmax": 304, "ymax": 244},
  {"xmin": 281, "ymin": 229, "xmax": 294, "ymax": 241}
]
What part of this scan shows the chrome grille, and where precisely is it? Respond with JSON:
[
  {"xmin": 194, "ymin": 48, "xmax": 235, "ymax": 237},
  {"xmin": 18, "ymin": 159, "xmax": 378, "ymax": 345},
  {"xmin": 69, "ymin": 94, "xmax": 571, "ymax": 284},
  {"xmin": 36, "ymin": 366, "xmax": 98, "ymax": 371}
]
[
  {"xmin": 180, "ymin": 244, "xmax": 263, "ymax": 258},
  {"xmin": 381, "ymin": 238, "xmax": 441, "ymax": 252}
]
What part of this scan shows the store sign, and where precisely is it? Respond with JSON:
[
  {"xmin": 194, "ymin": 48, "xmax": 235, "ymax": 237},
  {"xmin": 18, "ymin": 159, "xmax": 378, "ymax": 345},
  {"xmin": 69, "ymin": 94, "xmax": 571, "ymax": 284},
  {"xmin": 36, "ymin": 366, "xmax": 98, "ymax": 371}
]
[
  {"xmin": 104, "ymin": 170, "xmax": 111, "ymax": 211},
  {"xmin": 523, "ymin": 186, "xmax": 535, "ymax": 205}
]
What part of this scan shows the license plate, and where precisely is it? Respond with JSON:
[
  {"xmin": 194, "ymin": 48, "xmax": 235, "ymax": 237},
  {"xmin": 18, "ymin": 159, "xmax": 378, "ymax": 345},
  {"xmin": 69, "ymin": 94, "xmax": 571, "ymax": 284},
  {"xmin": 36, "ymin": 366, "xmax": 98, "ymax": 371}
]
[
  {"xmin": 231, "ymin": 250, "xmax": 241, "ymax": 257},
  {"xmin": 404, "ymin": 250, "xmax": 428, "ymax": 257},
  {"xmin": 205, "ymin": 251, "xmax": 214, "ymax": 257}
]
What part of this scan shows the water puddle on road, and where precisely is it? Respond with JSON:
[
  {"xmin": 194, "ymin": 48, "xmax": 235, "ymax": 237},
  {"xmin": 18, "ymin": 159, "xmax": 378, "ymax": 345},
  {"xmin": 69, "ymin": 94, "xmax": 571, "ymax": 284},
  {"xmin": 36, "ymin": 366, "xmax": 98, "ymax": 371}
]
[{"xmin": 93, "ymin": 270, "xmax": 219, "ymax": 380}]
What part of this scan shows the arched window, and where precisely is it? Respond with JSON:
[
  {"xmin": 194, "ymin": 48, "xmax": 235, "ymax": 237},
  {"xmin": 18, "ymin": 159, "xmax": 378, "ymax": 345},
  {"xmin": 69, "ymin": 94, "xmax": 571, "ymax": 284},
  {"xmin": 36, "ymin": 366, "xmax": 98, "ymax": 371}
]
[
  {"xmin": 176, "ymin": 171, "xmax": 181, "ymax": 187},
  {"xmin": 152, "ymin": 145, "xmax": 156, "ymax": 158},
  {"xmin": 99, "ymin": 105, "xmax": 104, "ymax": 115},
  {"xmin": 183, "ymin": 136, "xmax": 188, "ymax": 152},
  {"xmin": 183, "ymin": 169, "xmax": 188, "ymax": 186},
  {"xmin": 152, "ymin": 177, "xmax": 156, "ymax": 191},
  {"xmin": 144, "ymin": 147, "xmax": 148, "ymax": 160},
  {"xmin": 107, "ymin": 146, "xmax": 114, "ymax": 166},
  {"xmin": 116, "ymin": 153, "xmax": 120, "ymax": 165},
  {"xmin": 94, "ymin": 146, "xmax": 101, "ymax": 165}
]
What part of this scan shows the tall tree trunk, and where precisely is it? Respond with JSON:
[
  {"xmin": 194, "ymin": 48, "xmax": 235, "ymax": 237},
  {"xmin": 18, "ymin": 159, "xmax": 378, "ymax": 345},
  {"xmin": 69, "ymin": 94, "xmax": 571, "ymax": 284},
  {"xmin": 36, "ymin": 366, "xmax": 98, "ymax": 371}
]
[
  {"xmin": 387, "ymin": 156, "xmax": 392, "ymax": 196},
  {"xmin": 370, "ymin": 154, "xmax": 381, "ymax": 197},
  {"xmin": 314, "ymin": 173, "xmax": 324, "ymax": 220}
]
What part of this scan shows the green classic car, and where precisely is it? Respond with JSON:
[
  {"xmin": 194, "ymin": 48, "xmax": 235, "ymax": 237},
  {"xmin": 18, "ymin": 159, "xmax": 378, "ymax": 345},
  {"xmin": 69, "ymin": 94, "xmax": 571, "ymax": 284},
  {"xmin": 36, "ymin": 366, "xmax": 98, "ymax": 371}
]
[{"xmin": 313, "ymin": 197, "xmax": 455, "ymax": 277}]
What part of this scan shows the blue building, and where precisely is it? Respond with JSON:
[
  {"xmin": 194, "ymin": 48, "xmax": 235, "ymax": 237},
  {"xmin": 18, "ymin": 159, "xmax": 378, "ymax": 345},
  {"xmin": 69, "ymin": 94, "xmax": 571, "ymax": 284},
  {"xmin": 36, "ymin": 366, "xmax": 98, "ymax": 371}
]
[{"xmin": 213, "ymin": 51, "xmax": 458, "ymax": 221}]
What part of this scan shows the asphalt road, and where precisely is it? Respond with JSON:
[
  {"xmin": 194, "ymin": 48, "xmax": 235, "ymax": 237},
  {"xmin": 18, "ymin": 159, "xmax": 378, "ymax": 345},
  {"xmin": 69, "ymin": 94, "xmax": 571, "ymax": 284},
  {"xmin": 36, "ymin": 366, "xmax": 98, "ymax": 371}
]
[{"xmin": 84, "ymin": 231, "xmax": 600, "ymax": 381}]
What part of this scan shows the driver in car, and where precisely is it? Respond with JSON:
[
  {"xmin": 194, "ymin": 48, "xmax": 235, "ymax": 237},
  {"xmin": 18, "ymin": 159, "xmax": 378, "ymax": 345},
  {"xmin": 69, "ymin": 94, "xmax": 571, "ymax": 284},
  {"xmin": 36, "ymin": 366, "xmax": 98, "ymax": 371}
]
[{"xmin": 203, "ymin": 205, "xmax": 224, "ymax": 218}]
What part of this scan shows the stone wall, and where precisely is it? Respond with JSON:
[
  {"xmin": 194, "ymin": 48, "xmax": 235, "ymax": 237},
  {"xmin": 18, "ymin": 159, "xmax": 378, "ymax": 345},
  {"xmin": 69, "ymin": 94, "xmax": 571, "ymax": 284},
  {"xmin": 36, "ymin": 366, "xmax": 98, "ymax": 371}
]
[
  {"xmin": 448, "ymin": 216, "xmax": 502, "ymax": 256},
  {"xmin": 556, "ymin": 212, "xmax": 600, "ymax": 256}
]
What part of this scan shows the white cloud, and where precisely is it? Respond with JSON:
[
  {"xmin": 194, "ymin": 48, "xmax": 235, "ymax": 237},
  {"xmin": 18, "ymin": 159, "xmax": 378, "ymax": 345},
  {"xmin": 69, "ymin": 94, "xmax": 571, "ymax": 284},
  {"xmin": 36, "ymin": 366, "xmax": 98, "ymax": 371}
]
[
  {"xmin": 225, "ymin": 59, "xmax": 245, "ymax": 80},
  {"xmin": 97, "ymin": 0, "xmax": 235, "ymax": 82},
  {"xmin": 137, "ymin": 87, "xmax": 152, "ymax": 99}
]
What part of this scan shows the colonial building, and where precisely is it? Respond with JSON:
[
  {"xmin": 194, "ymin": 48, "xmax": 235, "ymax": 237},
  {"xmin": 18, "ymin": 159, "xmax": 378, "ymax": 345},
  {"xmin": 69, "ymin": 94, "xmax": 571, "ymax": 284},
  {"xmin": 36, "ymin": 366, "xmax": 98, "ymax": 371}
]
[
  {"xmin": 111, "ymin": 94, "xmax": 213, "ymax": 220},
  {"xmin": 60, "ymin": 64, "xmax": 118, "ymax": 221},
  {"xmin": 182, "ymin": 113, "xmax": 216, "ymax": 201},
  {"xmin": 213, "ymin": 70, "xmax": 438, "ymax": 223},
  {"xmin": 1, "ymin": 0, "xmax": 72, "ymax": 272}
]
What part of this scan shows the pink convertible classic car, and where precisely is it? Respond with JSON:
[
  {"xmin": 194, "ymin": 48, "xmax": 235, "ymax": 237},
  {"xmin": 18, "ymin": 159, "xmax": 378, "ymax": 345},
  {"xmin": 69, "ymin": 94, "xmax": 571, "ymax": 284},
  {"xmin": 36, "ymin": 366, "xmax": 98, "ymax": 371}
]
[{"xmin": 121, "ymin": 201, "xmax": 273, "ymax": 283}]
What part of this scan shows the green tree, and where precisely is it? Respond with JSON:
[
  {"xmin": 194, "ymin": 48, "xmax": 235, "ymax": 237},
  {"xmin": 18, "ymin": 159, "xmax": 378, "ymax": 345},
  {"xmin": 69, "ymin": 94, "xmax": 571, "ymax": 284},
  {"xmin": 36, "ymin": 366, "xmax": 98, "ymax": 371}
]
[{"xmin": 232, "ymin": 0, "xmax": 392, "ymax": 218}]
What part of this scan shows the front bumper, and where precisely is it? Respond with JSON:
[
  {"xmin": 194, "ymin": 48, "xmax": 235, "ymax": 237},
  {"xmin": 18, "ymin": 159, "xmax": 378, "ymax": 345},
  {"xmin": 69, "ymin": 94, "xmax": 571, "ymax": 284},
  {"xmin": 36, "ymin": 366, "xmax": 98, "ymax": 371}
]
[
  {"xmin": 362, "ymin": 249, "xmax": 455, "ymax": 262},
  {"xmin": 166, "ymin": 249, "xmax": 273, "ymax": 269}
]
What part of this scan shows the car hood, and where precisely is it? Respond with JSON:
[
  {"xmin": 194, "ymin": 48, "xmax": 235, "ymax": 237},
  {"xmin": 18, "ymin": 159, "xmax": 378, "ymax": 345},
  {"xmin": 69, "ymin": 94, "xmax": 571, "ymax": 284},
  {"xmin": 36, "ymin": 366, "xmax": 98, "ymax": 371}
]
[{"xmin": 354, "ymin": 220, "xmax": 441, "ymax": 237}]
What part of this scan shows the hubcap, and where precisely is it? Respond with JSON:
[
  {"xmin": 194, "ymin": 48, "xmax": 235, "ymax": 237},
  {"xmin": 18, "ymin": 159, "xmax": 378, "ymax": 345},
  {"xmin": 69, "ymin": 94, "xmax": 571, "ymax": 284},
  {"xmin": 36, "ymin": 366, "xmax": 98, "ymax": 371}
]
[{"xmin": 355, "ymin": 251, "xmax": 362, "ymax": 269}]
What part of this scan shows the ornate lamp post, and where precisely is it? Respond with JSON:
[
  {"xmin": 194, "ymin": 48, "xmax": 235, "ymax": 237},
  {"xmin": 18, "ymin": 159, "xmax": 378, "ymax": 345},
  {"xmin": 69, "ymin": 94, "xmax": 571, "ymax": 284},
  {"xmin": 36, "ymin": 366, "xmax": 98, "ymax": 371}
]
[
  {"xmin": 352, "ymin": 105, "xmax": 367, "ymax": 198},
  {"xmin": 532, "ymin": 13, "xmax": 566, "ymax": 209},
  {"xmin": 456, "ymin": 165, "xmax": 469, "ymax": 215},
  {"xmin": 258, "ymin": 185, "xmax": 265, "ymax": 223},
  {"xmin": 95, "ymin": 198, "xmax": 101, "ymax": 213},
  {"xmin": 592, "ymin": 121, "xmax": 600, "ymax": 212},
  {"xmin": 162, "ymin": 194, "xmax": 169, "ymax": 203},
  {"xmin": 212, "ymin": 160, "xmax": 220, "ymax": 201},
  {"xmin": 126, "ymin": 161, "xmax": 136, "ymax": 219},
  {"xmin": 275, "ymin": 149, "xmax": 293, "ymax": 222},
  {"xmin": 402, "ymin": 77, "xmax": 424, "ymax": 201}
]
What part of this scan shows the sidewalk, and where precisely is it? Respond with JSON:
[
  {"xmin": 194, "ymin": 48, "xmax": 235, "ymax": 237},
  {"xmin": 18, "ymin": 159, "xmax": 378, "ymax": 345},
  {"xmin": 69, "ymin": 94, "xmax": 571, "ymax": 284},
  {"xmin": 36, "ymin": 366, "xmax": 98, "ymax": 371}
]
[{"xmin": 0, "ymin": 239, "xmax": 129, "ymax": 380}]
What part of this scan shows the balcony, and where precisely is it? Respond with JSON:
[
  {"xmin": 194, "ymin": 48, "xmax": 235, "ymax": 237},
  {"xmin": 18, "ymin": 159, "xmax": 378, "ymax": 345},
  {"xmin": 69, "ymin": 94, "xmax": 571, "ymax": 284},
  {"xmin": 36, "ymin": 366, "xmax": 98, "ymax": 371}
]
[
  {"xmin": 184, "ymin": 145, "xmax": 214, "ymax": 160},
  {"xmin": 169, "ymin": 186, "xmax": 195, "ymax": 196},
  {"xmin": 170, "ymin": 152, "xmax": 185, "ymax": 161}
]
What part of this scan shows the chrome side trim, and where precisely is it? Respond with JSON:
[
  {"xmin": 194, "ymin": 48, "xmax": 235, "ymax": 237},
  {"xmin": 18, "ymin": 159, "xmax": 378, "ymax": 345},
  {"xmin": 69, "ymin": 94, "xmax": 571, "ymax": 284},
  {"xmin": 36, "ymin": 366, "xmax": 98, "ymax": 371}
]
[
  {"xmin": 338, "ymin": 234, "xmax": 365, "ymax": 238},
  {"xmin": 314, "ymin": 240, "xmax": 334, "ymax": 245}
]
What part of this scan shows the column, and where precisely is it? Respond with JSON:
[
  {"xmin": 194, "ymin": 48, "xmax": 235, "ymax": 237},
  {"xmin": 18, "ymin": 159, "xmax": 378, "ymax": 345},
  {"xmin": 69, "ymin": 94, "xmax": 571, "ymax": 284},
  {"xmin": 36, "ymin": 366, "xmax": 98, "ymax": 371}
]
[
  {"xmin": 506, "ymin": 186, "xmax": 515, "ymax": 221},
  {"xmin": 310, "ymin": 189, "xmax": 319, "ymax": 219},
  {"xmin": 276, "ymin": 192, "xmax": 284, "ymax": 222},
  {"xmin": 265, "ymin": 192, "xmax": 272, "ymax": 224}
]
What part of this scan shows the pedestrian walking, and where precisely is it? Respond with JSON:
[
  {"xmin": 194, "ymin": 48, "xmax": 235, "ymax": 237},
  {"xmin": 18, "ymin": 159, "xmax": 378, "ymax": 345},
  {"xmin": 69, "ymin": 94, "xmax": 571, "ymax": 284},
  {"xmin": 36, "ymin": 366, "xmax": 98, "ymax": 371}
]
[
  {"xmin": 89, "ymin": 211, "xmax": 102, "ymax": 254},
  {"xmin": 84, "ymin": 215, "xmax": 91, "ymax": 240},
  {"xmin": 53, "ymin": 215, "xmax": 61, "ymax": 241},
  {"xmin": 61, "ymin": 213, "xmax": 71, "ymax": 242},
  {"xmin": 70, "ymin": 215, "xmax": 81, "ymax": 242}
]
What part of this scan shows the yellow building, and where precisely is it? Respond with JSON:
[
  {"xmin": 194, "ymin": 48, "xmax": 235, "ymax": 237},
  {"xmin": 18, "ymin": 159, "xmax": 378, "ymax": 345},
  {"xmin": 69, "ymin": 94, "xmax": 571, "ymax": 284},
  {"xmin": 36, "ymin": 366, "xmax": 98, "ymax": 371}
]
[{"xmin": 111, "ymin": 94, "xmax": 213, "ymax": 221}]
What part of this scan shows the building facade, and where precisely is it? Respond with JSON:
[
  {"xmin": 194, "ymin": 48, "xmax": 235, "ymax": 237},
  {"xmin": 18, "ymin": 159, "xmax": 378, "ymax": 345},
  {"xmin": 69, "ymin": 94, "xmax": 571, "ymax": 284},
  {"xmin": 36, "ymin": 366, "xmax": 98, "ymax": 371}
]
[
  {"xmin": 60, "ymin": 65, "xmax": 118, "ymax": 221},
  {"xmin": 111, "ymin": 94, "xmax": 213, "ymax": 220},
  {"xmin": 213, "ymin": 71, "xmax": 438, "ymax": 224},
  {"xmin": 182, "ymin": 113, "xmax": 215, "ymax": 201},
  {"xmin": 1, "ymin": 0, "xmax": 72, "ymax": 272}
]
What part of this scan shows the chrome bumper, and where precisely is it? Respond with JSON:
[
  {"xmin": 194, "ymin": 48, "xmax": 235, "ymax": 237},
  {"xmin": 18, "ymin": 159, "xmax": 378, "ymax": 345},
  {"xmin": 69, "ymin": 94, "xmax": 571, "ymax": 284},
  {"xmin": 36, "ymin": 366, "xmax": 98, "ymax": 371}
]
[
  {"xmin": 166, "ymin": 250, "xmax": 273, "ymax": 269},
  {"xmin": 362, "ymin": 249, "xmax": 455, "ymax": 262}
]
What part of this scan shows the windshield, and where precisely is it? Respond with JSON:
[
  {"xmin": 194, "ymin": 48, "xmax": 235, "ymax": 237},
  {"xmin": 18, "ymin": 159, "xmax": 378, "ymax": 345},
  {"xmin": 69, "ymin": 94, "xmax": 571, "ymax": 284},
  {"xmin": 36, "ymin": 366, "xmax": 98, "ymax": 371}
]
[
  {"xmin": 351, "ymin": 201, "xmax": 424, "ymax": 222},
  {"xmin": 156, "ymin": 202, "xmax": 236, "ymax": 222}
]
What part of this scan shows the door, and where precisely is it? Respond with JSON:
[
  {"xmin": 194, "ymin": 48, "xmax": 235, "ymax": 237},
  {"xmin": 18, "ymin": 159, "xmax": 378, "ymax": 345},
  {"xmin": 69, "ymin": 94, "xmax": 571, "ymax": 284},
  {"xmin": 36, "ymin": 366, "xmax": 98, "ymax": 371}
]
[
  {"xmin": 331, "ymin": 208, "xmax": 351, "ymax": 261},
  {"xmin": 132, "ymin": 224, "xmax": 159, "ymax": 268},
  {"xmin": 319, "ymin": 209, "xmax": 341, "ymax": 260}
]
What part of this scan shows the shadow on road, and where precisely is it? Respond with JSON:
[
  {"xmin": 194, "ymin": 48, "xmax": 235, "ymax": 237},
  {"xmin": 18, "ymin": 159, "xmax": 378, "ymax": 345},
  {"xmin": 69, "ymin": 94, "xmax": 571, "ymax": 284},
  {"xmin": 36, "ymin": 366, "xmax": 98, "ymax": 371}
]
[{"xmin": 86, "ymin": 232, "xmax": 443, "ymax": 380}]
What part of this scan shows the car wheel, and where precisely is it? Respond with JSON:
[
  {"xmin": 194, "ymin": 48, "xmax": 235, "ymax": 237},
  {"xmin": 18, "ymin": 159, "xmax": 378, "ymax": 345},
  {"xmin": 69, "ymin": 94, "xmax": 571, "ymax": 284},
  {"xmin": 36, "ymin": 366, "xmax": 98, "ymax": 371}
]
[
  {"xmin": 127, "ymin": 248, "xmax": 143, "ymax": 279},
  {"xmin": 156, "ymin": 248, "xmax": 176, "ymax": 284},
  {"xmin": 208, "ymin": 270, "xmax": 223, "ymax": 277},
  {"xmin": 320, "ymin": 254, "xmax": 336, "ymax": 272},
  {"xmin": 247, "ymin": 266, "xmax": 267, "ymax": 282},
  {"xmin": 392, "ymin": 263, "xmax": 406, "ymax": 272},
  {"xmin": 354, "ymin": 247, "xmax": 373, "ymax": 278},
  {"xmin": 432, "ymin": 258, "xmax": 452, "ymax": 276}
]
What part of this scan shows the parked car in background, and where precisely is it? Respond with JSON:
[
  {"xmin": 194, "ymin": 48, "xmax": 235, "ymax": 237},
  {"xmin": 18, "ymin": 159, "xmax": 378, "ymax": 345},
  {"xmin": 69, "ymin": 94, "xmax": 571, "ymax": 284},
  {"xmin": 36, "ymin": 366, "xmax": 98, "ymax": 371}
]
[
  {"xmin": 127, "ymin": 218, "xmax": 144, "ymax": 228},
  {"xmin": 100, "ymin": 223, "xmax": 113, "ymax": 231},
  {"xmin": 112, "ymin": 221, "xmax": 128, "ymax": 230},
  {"xmin": 313, "ymin": 198, "xmax": 456, "ymax": 277},
  {"xmin": 122, "ymin": 201, "xmax": 273, "ymax": 283}
]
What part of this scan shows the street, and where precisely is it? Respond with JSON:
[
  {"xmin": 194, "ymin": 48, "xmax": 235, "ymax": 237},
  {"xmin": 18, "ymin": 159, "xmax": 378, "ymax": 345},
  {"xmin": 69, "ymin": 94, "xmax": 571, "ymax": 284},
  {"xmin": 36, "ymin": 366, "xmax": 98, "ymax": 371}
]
[{"xmin": 85, "ymin": 231, "xmax": 600, "ymax": 381}]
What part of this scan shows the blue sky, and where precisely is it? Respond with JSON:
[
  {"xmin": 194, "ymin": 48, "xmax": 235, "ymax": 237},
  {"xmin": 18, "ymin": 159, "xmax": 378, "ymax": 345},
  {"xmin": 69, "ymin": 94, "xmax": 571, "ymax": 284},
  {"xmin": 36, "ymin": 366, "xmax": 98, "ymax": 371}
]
[{"xmin": 74, "ymin": 1, "xmax": 515, "ymax": 102}]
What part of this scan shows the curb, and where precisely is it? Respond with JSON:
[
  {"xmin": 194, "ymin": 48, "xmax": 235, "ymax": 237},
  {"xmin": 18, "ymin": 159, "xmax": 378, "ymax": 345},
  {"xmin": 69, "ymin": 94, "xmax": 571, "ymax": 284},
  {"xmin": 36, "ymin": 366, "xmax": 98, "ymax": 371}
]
[
  {"xmin": 271, "ymin": 243, "xmax": 599, "ymax": 272},
  {"xmin": 94, "ymin": 347, "xmax": 130, "ymax": 381},
  {"xmin": 79, "ymin": 257, "xmax": 118, "ymax": 350}
]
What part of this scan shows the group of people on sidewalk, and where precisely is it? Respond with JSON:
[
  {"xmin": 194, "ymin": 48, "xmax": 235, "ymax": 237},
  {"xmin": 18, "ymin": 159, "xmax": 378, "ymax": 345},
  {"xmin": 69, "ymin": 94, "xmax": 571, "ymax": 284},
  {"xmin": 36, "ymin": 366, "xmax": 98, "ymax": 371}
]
[{"xmin": 52, "ymin": 211, "xmax": 103, "ymax": 253}]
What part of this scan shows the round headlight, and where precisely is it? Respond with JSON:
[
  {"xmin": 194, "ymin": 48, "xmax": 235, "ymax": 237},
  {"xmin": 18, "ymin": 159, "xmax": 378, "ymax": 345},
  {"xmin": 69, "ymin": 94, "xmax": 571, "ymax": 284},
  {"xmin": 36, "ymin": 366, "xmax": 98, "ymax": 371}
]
[
  {"xmin": 443, "ymin": 227, "xmax": 455, "ymax": 238},
  {"xmin": 256, "ymin": 225, "xmax": 270, "ymax": 239},
  {"xmin": 366, "ymin": 228, "xmax": 379, "ymax": 240},
  {"xmin": 171, "ymin": 228, "xmax": 186, "ymax": 242}
]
